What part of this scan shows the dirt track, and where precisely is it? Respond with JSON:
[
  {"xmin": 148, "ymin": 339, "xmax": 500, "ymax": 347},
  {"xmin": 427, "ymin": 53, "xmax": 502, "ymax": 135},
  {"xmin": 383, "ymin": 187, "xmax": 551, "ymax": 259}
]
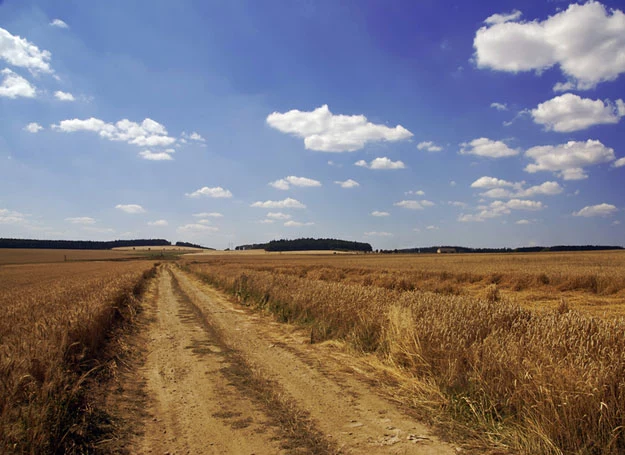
[{"xmin": 111, "ymin": 265, "xmax": 458, "ymax": 454}]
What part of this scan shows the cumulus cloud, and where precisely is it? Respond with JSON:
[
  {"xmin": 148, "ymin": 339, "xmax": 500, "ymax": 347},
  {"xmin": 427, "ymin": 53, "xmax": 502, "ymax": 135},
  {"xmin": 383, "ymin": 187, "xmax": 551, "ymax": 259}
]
[
  {"xmin": 355, "ymin": 157, "xmax": 406, "ymax": 169},
  {"xmin": 139, "ymin": 150, "xmax": 175, "ymax": 161},
  {"xmin": 266, "ymin": 104, "xmax": 412, "ymax": 152},
  {"xmin": 334, "ymin": 179, "xmax": 360, "ymax": 188},
  {"xmin": 0, "ymin": 208, "xmax": 27, "ymax": 224},
  {"xmin": 516, "ymin": 219, "xmax": 532, "ymax": 225},
  {"xmin": 266, "ymin": 212, "xmax": 291, "ymax": 220},
  {"xmin": 394, "ymin": 200, "xmax": 435, "ymax": 210},
  {"xmin": 54, "ymin": 90, "xmax": 75, "ymax": 101},
  {"xmin": 613, "ymin": 157, "xmax": 625, "ymax": 168},
  {"xmin": 50, "ymin": 19, "xmax": 69, "ymax": 29},
  {"xmin": 65, "ymin": 217, "xmax": 96, "ymax": 225},
  {"xmin": 0, "ymin": 27, "xmax": 53, "ymax": 74},
  {"xmin": 426, "ymin": 225, "xmax": 439, "ymax": 231},
  {"xmin": 185, "ymin": 186, "xmax": 232, "ymax": 198},
  {"xmin": 24, "ymin": 122, "xmax": 43, "ymax": 133},
  {"xmin": 525, "ymin": 140, "xmax": 615, "ymax": 180},
  {"xmin": 193, "ymin": 212, "xmax": 223, "ymax": 218},
  {"xmin": 459, "ymin": 199, "xmax": 544, "ymax": 222},
  {"xmin": 474, "ymin": 2, "xmax": 625, "ymax": 90},
  {"xmin": 177, "ymin": 224, "xmax": 218, "ymax": 233},
  {"xmin": 448, "ymin": 201, "xmax": 468, "ymax": 208},
  {"xmin": 417, "ymin": 141, "xmax": 443, "ymax": 152},
  {"xmin": 148, "ymin": 219, "xmax": 168, "ymax": 226},
  {"xmin": 115, "ymin": 204, "xmax": 145, "ymax": 214},
  {"xmin": 53, "ymin": 117, "xmax": 177, "ymax": 148},
  {"xmin": 531, "ymin": 94, "xmax": 624, "ymax": 132},
  {"xmin": 284, "ymin": 220, "xmax": 314, "ymax": 227},
  {"xmin": 181, "ymin": 131, "xmax": 206, "ymax": 142},
  {"xmin": 269, "ymin": 176, "xmax": 321, "ymax": 190},
  {"xmin": 371, "ymin": 211, "xmax": 390, "ymax": 217},
  {"xmin": 471, "ymin": 176, "xmax": 562, "ymax": 198},
  {"xmin": 251, "ymin": 198, "xmax": 306, "ymax": 209},
  {"xmin": 471, "ymin": 176, "xmax": 518, "ymax": 189},
  {"xmin": 572, "ymin": 203, "xmax": 617, "ymax": 217},
  {"xmin": 484, "ymin": 10, "xmax": 522, "ymax": 25},
  {"xmin": 460, "ymin": 138, "xmax": 519, "ymax": 158},
  {"xmin": 364, "ymin": 231, "xmax": 393, "ymax": 237},
  {"xmin": 0, "ymin": 68, "xmax": 36, "ymax": 98},
  {"xmin": 490, "ymin": 102, "xmax": 508, "ymax": 111}
]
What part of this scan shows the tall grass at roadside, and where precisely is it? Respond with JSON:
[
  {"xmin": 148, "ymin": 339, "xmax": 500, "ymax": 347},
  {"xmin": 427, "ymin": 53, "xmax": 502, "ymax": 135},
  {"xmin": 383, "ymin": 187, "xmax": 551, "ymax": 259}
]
[
  {"xmin": 0, "ymin": 261, "xmax": 155, "ymax": 454},
  {"xmin": 185, "ymin": 261, "xmax": 625, "ymax": 455}
]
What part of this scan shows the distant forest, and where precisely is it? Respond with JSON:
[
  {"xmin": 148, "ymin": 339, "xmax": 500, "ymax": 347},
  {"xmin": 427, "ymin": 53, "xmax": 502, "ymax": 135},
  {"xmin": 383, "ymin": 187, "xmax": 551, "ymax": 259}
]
[
  {"xmin": 0, "ymin": 238, "xmax": 213, "ymax": 250},
  {"xmin": 379, "ymin": 245, "xmax": 624, "ymax": 254},
  {"xmin": 236, "ymin": 238, "xmax": 373, "ymax": 252},
  {"xmin": 175, "ymin": 241, "xmax": 214, "ymax": 250}
]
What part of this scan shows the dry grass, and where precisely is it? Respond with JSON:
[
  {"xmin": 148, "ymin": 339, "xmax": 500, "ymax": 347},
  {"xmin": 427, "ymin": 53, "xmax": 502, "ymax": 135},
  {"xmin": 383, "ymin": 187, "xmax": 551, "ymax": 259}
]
[
  {"xmin": 0, "ymin": 260, "xmax": 156, "ymax": 454},
  {"xmin": 182, "ymin": 252, "xmax": 625, "ymax": 454}
]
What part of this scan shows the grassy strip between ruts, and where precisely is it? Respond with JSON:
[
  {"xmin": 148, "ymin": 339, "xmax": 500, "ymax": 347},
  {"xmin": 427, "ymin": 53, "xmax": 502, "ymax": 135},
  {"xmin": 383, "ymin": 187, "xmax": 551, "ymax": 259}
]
[{"xmin": 183, "ymin": 262, "xmax": 625, "ymax": 455}]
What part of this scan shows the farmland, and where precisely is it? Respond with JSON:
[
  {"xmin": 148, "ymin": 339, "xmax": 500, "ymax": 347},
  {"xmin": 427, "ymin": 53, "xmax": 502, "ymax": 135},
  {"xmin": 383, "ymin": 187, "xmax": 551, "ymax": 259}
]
[{"xmin": 0, "ymin": 259, "xmax": 156, "ymax": 453}]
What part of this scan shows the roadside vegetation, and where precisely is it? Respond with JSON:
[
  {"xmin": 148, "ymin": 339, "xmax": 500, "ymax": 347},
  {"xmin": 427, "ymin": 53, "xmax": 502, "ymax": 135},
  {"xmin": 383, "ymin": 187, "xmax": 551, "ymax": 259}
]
[
  {"xmin": 0, "ymin": 260, "xmax": 156, "ymax": 454},
  {"xmin": 183, "ymin": 251, "xmax": 625, "ymax": 454}
]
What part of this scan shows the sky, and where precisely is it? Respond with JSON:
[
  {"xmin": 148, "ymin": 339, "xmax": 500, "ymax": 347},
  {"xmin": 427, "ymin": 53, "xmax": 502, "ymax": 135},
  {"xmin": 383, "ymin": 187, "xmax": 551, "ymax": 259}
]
[{"xmin": 1, "ymin": 0, "xmax": 624, "ymax": 250}]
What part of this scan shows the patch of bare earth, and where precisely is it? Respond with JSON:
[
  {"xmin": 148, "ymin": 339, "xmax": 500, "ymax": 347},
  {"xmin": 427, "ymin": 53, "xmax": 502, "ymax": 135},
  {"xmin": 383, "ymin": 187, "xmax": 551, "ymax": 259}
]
[{"xmin": 106, "ymin": 265, "xmax": 459, "ymax": 454}]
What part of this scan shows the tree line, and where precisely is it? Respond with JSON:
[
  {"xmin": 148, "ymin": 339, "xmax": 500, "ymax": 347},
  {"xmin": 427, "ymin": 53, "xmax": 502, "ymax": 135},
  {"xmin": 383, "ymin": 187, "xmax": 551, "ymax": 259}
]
[
  {"xmin": 236, "ymin": 238, "xmax": 373, "ymax": 252},
  {"xmin": 378, "ymin": 245, "xmax": 623, "ymax": 254}
]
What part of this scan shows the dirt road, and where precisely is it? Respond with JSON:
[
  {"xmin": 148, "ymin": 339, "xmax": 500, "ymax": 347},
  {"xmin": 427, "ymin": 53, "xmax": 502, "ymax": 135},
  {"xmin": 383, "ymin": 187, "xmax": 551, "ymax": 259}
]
[{"xmin": 110, "ymin": 265, "xmax": 458, "ymax": 454}]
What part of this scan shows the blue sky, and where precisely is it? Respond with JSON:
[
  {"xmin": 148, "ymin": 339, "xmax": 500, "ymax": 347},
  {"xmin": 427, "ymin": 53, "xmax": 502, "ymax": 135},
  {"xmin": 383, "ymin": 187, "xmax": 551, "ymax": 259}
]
[{"xmin": 1, "ymin": 0, "xmax": 624, "ymax": 249}]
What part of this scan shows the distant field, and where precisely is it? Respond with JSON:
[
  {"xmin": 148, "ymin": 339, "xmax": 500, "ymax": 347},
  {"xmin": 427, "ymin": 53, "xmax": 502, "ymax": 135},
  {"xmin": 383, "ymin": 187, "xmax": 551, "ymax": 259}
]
[
  {"xmin": 0, "ymin": 248, "xmax": 142, "ymax": 265},
  {"xmin": 183, "ymin": 249, "xmax": 625, "ymax": 317},
  {"xmin": 113, "ymin": 245, "xmax": 204, "ymax": 252}
]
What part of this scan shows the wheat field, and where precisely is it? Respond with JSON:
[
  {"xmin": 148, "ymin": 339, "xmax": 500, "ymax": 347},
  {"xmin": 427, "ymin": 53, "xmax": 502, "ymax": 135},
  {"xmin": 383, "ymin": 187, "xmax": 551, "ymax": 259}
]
[
  {"xmin": 182, "ymin": 251, "xmax": 625, "ymax": 454},
  {"xmin": 0, "ymin": 260, "xmax": 155, "ymax": 454}
]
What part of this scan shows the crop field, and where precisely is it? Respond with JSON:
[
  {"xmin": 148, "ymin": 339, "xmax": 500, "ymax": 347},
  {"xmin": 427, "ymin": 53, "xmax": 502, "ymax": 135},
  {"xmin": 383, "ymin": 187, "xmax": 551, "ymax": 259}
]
[
  {"xmin": 182, "ymin": 250, "xmax": 625, "ymax": 454},
  {"xmin": 0, "ymin": 248, "xmax": 141, "ymax": 265},
  {"xmin": 0, "ymin": 260, "xmax": 156, "ymax": 453}
]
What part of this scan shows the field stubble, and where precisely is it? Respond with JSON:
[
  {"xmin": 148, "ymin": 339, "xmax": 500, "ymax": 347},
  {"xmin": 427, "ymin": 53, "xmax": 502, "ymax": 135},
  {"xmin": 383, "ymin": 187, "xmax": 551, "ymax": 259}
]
[
  {"xmin": 182, "ymin": 251, "xmax": 625, "ymax": 454},
  {"xmin": 0, "ymin": 260, "xmax": 156, "ymax": 454}
]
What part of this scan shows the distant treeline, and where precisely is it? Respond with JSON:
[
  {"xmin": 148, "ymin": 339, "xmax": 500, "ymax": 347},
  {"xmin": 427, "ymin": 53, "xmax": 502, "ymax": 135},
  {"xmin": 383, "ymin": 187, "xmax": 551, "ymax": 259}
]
[
  {"xmin": 0, "ymin": 238, "xmax": 213, "ymax": 250},
  {"xmin": 175, "ymin": 241, "xmax": 214, "ymax": 250},
  {"xmin": 236, "ymin": 238, "xmax": 373, "ymax": 252},
  {"xmin": 378, "ymin": 245, "xmax": 624, "ymax": 254}
]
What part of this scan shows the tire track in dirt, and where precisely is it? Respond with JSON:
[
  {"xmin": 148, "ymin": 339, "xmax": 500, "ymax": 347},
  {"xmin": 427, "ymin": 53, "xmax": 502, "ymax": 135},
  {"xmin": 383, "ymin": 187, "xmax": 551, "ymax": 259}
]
[{"xmin": 169, "ymin": 265, "xmax": 457, "ymax": 455}]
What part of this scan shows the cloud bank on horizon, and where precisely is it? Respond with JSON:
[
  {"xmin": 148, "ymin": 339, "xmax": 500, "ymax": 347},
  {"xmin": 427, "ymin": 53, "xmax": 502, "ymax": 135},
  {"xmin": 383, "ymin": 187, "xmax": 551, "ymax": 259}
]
[{"xmin": 1, "ymin": 0, "xmax": 623, "ymax": 249}]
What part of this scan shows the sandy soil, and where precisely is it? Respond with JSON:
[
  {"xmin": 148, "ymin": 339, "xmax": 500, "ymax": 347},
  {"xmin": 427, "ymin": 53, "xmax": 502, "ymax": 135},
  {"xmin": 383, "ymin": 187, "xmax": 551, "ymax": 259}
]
[{"xmin": 109, "ymin": 265, "xmax": 459, "ymax": 454}]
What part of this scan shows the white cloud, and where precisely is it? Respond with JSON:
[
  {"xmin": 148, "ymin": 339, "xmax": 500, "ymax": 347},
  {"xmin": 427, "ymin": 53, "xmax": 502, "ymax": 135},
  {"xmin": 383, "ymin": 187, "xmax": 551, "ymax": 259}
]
[
  {"xmin": 613, "ymin": 220, "xmax": 621, "ymax": 226},
  {"xmin": 197, "ymin": 219, "xmax": 212, "ymax": 225},
  {"xmin": 259, "ymin": 219, "xmax": 275, "ymax": 224},
  {"xmin": 269, "ymin": 176, "xmax": 321, "ymax": 190},
  {"xmin": 115, "ymin": 204, "xmax": 145, "ymax": 214},
  {"xmin": 448, "ymin": 201, "xmax": 468, "ymax": 208},
  {"xmin": 484, "ymin": 10, "xmax": 522, "ymax": 25},
  {"xmin": 355, "ymin": 157, "xmax": 406, "ymax": 170},
  {"xmin": 459, "ymin": 199, "xmax": 544, "ymax": 222},
  {"xmin": 405, "ymin": 190, "xmax": 425, "ymax": 196},
  {"xmin": 474, "ymin": 2, "xmax": 625, "ymax": 90},
  {"xmin": 139, "ymin": 150, "xmax": 174, "ymax": 161},
  {"xmin": 364, "ymin": 231, "xmax": 393, "ymax": 237},
  {"xmin": 490, "ymin": 102, "xmax": 508, "ymax": 111},
  {"xmin": 518, "ymin": 181, "xmax": 563, "ymax": 197},
  {"xmin": 251, "ymin": 198, "xmax": 306, "ymax": 209},
  {"xmin": 613, "ymin": 157, "xmax": 625, "ymax": 168},
  {"xmin": 266, "ymin": 212, "xmax": 291, "ymax": 220},
  {"xmin": 417, "ymin": 141, "xmax": 443, "ymax": 152},
  {"xmin": 472, "ymin": 176, "xmax": 562, "ymax": 198},
  {"xmin": 186, "ymin": 186, "xmax": 233, "ymax": 198},
  {"xmin": 53, "ymin": 117, "xmax": 177, "ymax": 148},
  {"xmin": 177, "ymin": 223, "xmax": 218, "ymax": 233},
  {"xmin": 525, "ymin": 140, "xmax": 615, "ymax": 180},
  {"xmin": 182, "ymin": 131, "xmax": 206, "ymax": 142},
  {"xmin": 460, "ymin": 138, "xmax": 519, "ymax": 158},
  {"xmin": 553, "ymin": 81, "xmax": 575, "ymax": 93},
  {"xmin": 334, "ymin": 179, "xmax": 360, "ymax": 188},
  {"xmin": 266, "ymin": 104, "xmax": 412, "ymax": 152},
  {"xmin": 0, "ymin": 208, "xmax": 27, "ymax": 224},
  {"xmin": 426, "ymin": 225, "xmax": 439, "ymax": 231},
  {"xmin": 572, "ymin": 203, "xmax": 617, "ymax": 217},
  {"xmin": 0, "ymin": 27, "xmax": 53, "ymax": 74},
  {"xmin": 516, "ymin": 219, "xmax": 532, "ymax": 225},
  {"xmin": 394, "ymin": 200, "xmax": 435, "ymax": 210},
  {"xmin": 450, "ymin": 181, "xmax": 457, "ymax": 187},
  {"xmin": 284, "ymin": 220, "xmax": 314, "ymax": 227},
  {"xmin": 54, "ymin": 90, "xmax": 75, "ymax": 102},
  {"xmin": 50, "ymin": 19, "xmax": 69, "ymax": 29},
  {"xmin": 24, "ymin": 122, "xmax": 43, "ymax": 133},
  {"xmin": 148, "ymin": 219, "xmax": 168, "ymax": 226},
  {"xmin": 471, "ymin": 176, "xmax": 518, "ymax": 189},
  {"xmin": 531, "ymin": 94, "xmax": 624, "ymax": 132},
  {"xmin": 193, "ymin": 212, "xmax": 223, "ymax": 218},
  {"xmin": 371, "ymin": 211, "xmax": 390, "ymax": 217},
  {"xmin": 0, "ymin": 69, "xmax": 36, "ymax": 98},
  {"xmin": 65, "ymin": 216, "xmax": 95, "ymax": 225}
]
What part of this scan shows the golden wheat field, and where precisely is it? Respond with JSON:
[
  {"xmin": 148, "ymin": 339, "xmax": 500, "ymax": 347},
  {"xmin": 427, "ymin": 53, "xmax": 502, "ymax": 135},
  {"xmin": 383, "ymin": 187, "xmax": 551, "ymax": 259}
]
[
  {"xmin": 181, "ymin": 250, "xmax": 625, "ymax": 454},
  {"xmin": 0, "ymin": 259, "xmax": 155, "ymax": 454}
]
